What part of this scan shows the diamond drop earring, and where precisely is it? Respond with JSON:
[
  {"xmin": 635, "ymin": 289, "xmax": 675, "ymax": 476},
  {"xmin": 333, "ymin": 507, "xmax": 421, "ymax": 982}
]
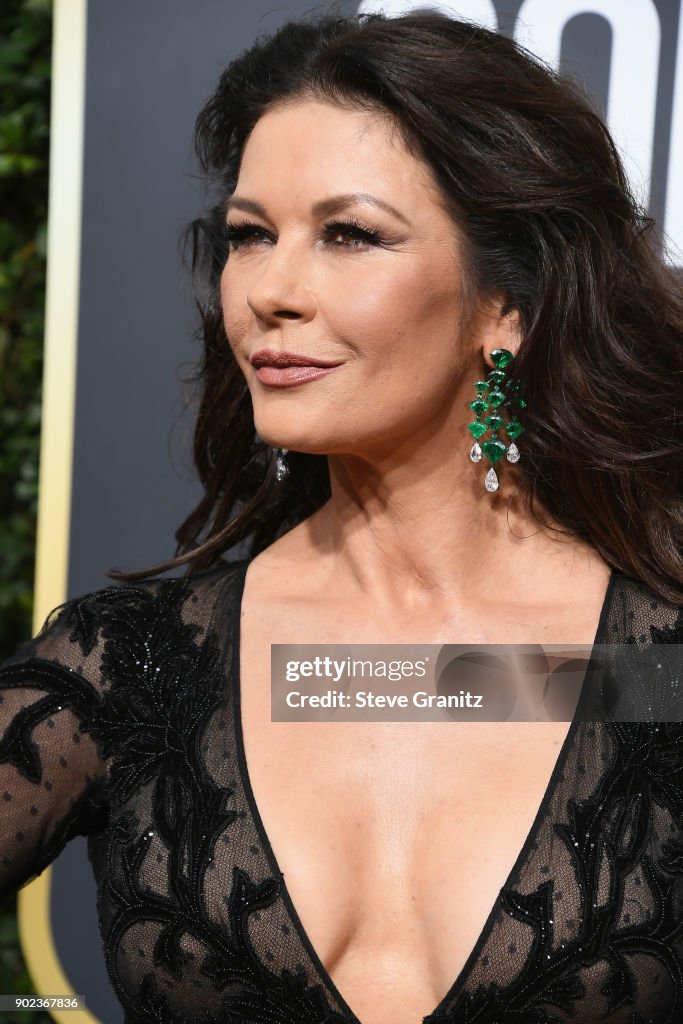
[
  {"xmin": 274, "ymin": 447, "xmax": 289, "ymax": 481},
  {"xmin": 467, "ymin": 348, "xmax": 525, "ymax": 493}
]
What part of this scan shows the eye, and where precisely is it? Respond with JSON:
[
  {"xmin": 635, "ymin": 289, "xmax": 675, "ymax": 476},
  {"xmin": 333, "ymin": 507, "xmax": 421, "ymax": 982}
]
[
  {"xmin": 322, "ymin": 218, "xmax": 383, "ymax": 248},
  {"xmin": 224, "ymin": 217, "xmax": 384, "ymax": 252},
  {"xmin": 224, "ymin": 220, "xmax": 271, "ymax": 251}
]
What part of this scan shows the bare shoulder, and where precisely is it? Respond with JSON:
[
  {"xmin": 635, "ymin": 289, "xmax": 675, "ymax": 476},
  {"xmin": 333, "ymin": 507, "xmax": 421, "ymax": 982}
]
[{"xmin": 245, "ymin": 525, "xmax": 333, "ymax": 601}]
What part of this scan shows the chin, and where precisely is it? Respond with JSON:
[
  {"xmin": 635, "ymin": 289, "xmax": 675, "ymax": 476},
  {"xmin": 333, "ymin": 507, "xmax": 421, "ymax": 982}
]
[{"xmin": 254, "ymin": 425, "xmax": 333, "ymax": 455}]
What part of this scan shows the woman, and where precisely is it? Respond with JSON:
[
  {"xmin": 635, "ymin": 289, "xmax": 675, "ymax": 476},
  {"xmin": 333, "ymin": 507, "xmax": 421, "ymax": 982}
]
[{"xmin": 1, "ymin": 10, "xmax": 682, "ymax": 1024}]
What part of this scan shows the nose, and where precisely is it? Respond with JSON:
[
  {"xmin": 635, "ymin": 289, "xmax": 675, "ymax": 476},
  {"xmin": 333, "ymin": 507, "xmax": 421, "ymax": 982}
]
[{"xmin": 246, "ymin": 241, "xmax": 316, "ymax": 324}]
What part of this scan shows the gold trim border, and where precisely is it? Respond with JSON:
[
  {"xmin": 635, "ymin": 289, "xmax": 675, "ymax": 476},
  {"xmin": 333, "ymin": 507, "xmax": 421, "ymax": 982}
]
[{"xmin": 17, "ymin": 1, "xmax": 102, "ymax": 1022}]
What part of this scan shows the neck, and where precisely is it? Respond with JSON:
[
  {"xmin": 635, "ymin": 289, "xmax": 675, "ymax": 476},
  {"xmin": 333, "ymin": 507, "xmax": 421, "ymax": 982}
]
[{"xmin": 294, "ymin": 447, "xmax": 604, "ymax": 614}]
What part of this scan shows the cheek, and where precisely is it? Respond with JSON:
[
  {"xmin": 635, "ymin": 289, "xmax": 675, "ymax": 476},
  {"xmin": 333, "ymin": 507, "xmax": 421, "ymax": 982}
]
[
  {"xmin": 324, "ymin": 258, "xmax": 462, "ymax": 362},
  {"xmin": 220, "ymin": 264, "xmax": 250, "ymax": 344},
  {"xmin": 319, "ymin": 263, "xmax": 412, "ymax": 351}
]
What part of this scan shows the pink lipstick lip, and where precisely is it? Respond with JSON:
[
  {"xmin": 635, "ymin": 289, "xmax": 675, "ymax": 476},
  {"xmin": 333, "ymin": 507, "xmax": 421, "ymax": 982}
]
[{"xmin": 254, "ymin": 364, "xmax": 342, "ymax": 387}]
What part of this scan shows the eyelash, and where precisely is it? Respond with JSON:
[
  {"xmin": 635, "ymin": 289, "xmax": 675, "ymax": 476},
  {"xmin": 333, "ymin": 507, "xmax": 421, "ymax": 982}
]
[{"xmin": 224, "ymin": 217, "xmax": 384, "ymax": 251}]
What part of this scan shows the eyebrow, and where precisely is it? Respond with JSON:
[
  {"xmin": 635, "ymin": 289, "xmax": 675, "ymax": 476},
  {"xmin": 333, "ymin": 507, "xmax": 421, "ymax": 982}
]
[{"xmin": 223, "ymin": 192, "xmax": 411, "ymax": 226}]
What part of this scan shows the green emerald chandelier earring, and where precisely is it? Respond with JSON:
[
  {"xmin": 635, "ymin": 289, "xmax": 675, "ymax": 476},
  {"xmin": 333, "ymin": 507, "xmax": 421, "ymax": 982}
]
[{"xmin": 467, "ymin": 348, "xmax": 525, "ymax": 493}]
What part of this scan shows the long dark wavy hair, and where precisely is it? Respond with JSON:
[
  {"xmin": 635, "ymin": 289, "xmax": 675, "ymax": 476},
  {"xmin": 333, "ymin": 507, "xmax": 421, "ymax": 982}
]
[{"xmin": 108, "ymin": 10, "xmax": 683, "ymax": 602}]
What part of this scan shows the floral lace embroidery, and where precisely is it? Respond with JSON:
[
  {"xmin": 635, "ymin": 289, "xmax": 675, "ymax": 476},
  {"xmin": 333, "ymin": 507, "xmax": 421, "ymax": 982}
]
[{"xmin": 0, "ymin": 562, "xmax": 681, "ymax": 1023}]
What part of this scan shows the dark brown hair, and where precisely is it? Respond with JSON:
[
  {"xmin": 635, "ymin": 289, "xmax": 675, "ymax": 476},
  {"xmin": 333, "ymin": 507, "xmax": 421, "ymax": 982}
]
[{"xmin": 109, "ymin": 9, "xmax": 683, "ymax": 602}]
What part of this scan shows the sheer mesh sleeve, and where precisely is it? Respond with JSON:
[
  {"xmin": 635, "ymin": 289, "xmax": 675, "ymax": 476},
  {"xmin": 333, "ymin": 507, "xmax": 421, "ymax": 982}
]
[{"xmin": 0, "ymin": 588, "xmax": 118, "ymax": 904}]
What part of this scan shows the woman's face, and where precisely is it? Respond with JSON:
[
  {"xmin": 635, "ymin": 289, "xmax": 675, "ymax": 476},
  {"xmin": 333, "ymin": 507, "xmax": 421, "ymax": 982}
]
[{"xmin": 220, "ymin": 98, "xmax": 508, "ymax": 459}]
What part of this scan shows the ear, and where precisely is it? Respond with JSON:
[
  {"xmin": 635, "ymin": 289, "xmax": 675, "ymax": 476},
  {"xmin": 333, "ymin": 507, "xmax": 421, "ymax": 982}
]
[{"xmin": 473, "ymin": 294, "xmax": 522, "ymax": 365}]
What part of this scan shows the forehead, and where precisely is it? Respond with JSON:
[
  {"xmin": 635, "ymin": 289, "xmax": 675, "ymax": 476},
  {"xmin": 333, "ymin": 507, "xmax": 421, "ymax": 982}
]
[{"xmin": 237, "ymin": 98, "xmax": 446, "ymax": 214}]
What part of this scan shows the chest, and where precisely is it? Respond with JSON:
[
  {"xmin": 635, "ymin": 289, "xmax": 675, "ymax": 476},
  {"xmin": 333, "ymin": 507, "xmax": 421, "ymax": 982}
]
[{"xmin": 234, "ymin": 603, "xmax": 592, "ymax": 1020}]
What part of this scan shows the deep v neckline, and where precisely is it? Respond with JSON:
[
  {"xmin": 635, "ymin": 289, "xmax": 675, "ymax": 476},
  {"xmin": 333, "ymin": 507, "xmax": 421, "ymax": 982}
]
[{"xmin": 228, "ymin": 557, "xmax": 620, "ymax": 1024}]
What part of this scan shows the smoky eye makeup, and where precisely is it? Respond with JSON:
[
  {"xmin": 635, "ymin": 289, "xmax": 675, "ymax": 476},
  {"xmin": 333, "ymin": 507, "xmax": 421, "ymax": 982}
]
[{"xmin": 223, "ymin": 216, "xmax": 387, "ymax": 251}]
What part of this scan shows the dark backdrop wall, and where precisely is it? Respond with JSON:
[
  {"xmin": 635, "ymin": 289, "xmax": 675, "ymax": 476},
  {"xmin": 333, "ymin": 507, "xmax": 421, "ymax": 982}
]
[{"xmin": 26, "ymin": 2, "xmax": 683, "ymax": 1022}]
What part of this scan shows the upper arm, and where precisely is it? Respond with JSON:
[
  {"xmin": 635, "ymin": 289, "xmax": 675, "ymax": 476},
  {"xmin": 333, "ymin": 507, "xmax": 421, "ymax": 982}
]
[{"xmin": 0, "ymin": 592, "xmax": 114, "ymax": 903}]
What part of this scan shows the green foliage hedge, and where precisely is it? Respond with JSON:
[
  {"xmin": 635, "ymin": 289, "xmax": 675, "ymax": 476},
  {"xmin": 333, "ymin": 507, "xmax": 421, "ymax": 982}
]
[{"xmin": 0, "ymin": 0, "xmax": 50, "ymax": 655}]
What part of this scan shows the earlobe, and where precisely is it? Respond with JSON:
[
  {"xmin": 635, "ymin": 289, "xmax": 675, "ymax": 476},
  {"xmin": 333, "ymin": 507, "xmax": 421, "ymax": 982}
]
[
  {"xmin": 474, "ymin": 295, "xmax": 522, "ymax": 365},
  {"xmin": 489, "ymin": 301, "xmax": 522, "ymax": 364}
]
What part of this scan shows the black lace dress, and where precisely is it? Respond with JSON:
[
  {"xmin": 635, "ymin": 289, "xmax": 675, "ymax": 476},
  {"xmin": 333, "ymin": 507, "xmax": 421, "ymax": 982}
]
[{"xmin": 0, "ymin": 558, "xmax": 682, "ymax": 1024}]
